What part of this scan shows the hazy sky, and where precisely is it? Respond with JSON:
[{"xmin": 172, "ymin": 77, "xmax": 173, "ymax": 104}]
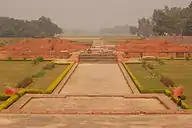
[{"xmin": 0, "ymin": 0, "xmax": 191, "ymax": 30}]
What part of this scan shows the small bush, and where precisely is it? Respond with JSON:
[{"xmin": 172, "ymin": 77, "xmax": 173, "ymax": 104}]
[
  {"xmin": 32, "ymin": 59, "xmax": 39, "ymax": 65},
  {"xmin": 36, "ymin": 56, "xmax": 44, "ymax": 62},
  {"xmin": 17, "ymin": 77, "xmax": 33, "ymax": 88},
  {"xmin": 43, "ymin": 63, "xmax": 55, "ymax": 70},
  {"xmin": 18, "ymin": 89, "xmax": 45, "ymax": 97},
  {"xmin": 32, "ymin": 71, "xmax": 45, "ymax": 78},
  {"xmin": 159, "ymin": 60, "xmax": 165, "ymax": 65},
  {"xmin": 155, "ymin": 57, "xmax": 159, "ymax": 62},
  {"xmin": 23, "ymin": 57, "xmax": 27, "ymax": 61},
  {"xmin": 179, "ymin": 94, "xmax": 186, "ymax": 100},
  {"xmin": 164, "ymin": 90, "xmax": 172, "ymax": 97},
  {"xmin": 7, "ymin": 56, "xmax": 12, "ymax": 61},
  {"xmin": 181, "ymin": 100, "xmax": 189, "ymax": 109},
  {"xmin": 0, "ymin": 95, "xmax": 19, "ymax": 110},
  {"xmin": 185, "ymin": 56, "xmax": 190, "ymax": 61},
  {"xmin": 160, "ymin": 75, "xmax": 174, "ymax": 87},
  {"xmin": 147, "ymin": 63, "xmax": 154, "ymax": 70},
  {"xmin": 0, "ymin": 94, "xmax": 10, "ymax": 101},
  {"xmin": 170, "ymin": 56, "xmax": 174, "ymax": 60}
]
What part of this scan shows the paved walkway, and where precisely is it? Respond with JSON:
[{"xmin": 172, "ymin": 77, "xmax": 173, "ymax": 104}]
[
  {"xmin": 0, "ymin": 114, "xmax": 192, "ymax": 128},
  {"xmin": 60, "ymin": 64, "xmax": 132, "ymax": 95}
]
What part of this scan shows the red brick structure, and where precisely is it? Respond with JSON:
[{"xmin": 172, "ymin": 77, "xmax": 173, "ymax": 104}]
[
  {"xmin": 0, "ymin": 38, "xmax": 90, "ymax": 59},
  {"xmin": 116, "ymin": 39, "xmax": 192, "ymax": 58}
]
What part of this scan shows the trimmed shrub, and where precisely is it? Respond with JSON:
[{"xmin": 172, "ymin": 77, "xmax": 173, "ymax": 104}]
[
  {"xmin": 0, "ymin": 95, "xmax": 19, "ymax": 110},
  {"xmin": 32, "ymin": 71, "xmax": 45, "ymax": 78},
  {"xmin": 155, "ymin": 57, "xmax": 159, "ymax": 62},
  {"xmin": 147, "ymin": 63, "xmax": 154, "ymax": 70},
  {"xmin": 181, "ymin": 100, "xmax": 190, "ymax": 109},
  {"xmin": 23, "ymin": 57, "xmax": 27, "ymax": 61},
  {"xmin": 32, "ymin": 59, "xmax": 39, "ymax": 65},
  {"xmin": 141, "ymin": 89, "xmax": 165, "ymax": 93},
  {"xmin": 43, "ymin": 63, "xmax": 55, "ymax": 70},
  {"xmin": 185, "ymin": 56, "xmax": 190, "ymax": 61},
  {"xmin": 18, "ymin": 89, "xmax": 45, "ymax": 97},
  {"xmin": 160, "ymin": 75, "xmax": 174, "ymax": 87},
  {"xmin": 164, "ymin": 90, "xmax": 172, "ymax": 97},
  {"xmin": 179, "ymin": 94, "xmax": 186, "ymax": 100},
  {"xmin": 45, "ymin": 63, "xmax": 73, "ymax": 93},
  {"xmin": 7, "ymin": 56, "xmax": 12, "ymax": 61},
  {"xmin": 17, "ymin": 77, "xmax": 33, "ymax": 88},
  {"xmin": 159, "ymin": 60, "xmax": 165, "ymax": 65},
  {"xmin": 36, "ymin": 56, "xmax": 44, "ymax": 62},
  {"xmin": 0, "ymin": 94, "xmax": 10, "ymax": 101}
]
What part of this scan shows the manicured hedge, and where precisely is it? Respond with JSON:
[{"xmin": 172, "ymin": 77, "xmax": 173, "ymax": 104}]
[
  {"xmin": 164, "ymin": 89, "xmax": 190, "ymax": 109},
  {"xmin": 0, "ymin": 95, "xmax": 19, "ymax": 110},
  {"xmin": 123, "ymin": 62, "xmax": 165, "ymax": 93},
  {"xmin": 122, "ymin": 62, "xmax": 143, "ymax": 92},
  {"xmin": 0, "ymin": 62, "xmax": 74, "ymax": 111},
  {"xmin": 164, "ymin": 89, "xmax": 172, "ymax": 97},
  {"xmin": 0, "ymin": 94, "xmax": 11, "ymax": 100},
  {"xmin": 17, "ymin": 89, "xmax": 45, "ymax": 97},
  {"xmin": 45, "ymin": 63, "xmax": 73, "ymax": 93},
  {"xmin": 181, "ymin": 100, "xmax": 190, "ymax": 109}
]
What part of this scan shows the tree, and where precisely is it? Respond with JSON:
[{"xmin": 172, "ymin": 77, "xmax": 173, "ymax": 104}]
[
  {"xmin": 138, "ymin": 18, "xmax": 154, "ymax": 37},
  {"xmin": 129, "ymin": 26, "xmax": 138, "ymax": 35},
  {"xmin": 0, "ymin": 16, "xmax": 62, "ymax": 37}
]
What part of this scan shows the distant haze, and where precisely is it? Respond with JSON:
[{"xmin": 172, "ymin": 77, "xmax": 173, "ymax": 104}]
[{"xmin": 0, "ymin": 0, "xmax": 190, "ymax": 30}]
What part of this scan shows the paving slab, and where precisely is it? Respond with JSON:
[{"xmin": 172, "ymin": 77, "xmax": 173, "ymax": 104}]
[
  {"xmin": 60, "ymin": 64, "xmax": 132, "ymax": 95},
  {"xmin": 20, "ymin": 96, "xmax": 167, "ymax": 113},
  {"xmin": 0, "ymin": 114, "xmax": 192, "ymax": 128}
]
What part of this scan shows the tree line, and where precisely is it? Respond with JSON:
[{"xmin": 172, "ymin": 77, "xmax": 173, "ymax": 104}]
[
  {"xmin": 129, "ymin": 2, "xmax": 192, "ymax": 37},
  {"xmin": 0, "ymin": 16, "xmax": 62, "ymax": 37}
]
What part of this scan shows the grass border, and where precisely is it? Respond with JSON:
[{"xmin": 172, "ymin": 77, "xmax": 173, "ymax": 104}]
[
  {"xmin": 122, "ymin": 62, "xmax": 165, "ymax": 93},
  {"xmin": 0, "ymin": 61, "xmax": 74, "ymax": 110},
  {"xmin": 123, "ymin": 62, "xmax": 190, "ymax": 109}
]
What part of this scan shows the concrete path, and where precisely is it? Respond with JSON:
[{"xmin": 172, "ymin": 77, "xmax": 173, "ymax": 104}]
[
  {"xmin": 60, "ymin": 64, "xmax": 132, "ymax": 95},
  {"xmin": 0, "ymin": 114, "xmax": 192, "ymax": 128}
]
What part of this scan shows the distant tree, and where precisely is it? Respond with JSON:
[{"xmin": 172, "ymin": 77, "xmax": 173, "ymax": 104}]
[
  {"xmin": 129, "ymin": 26, "xmax": 138, "ymax": 35},
  {"xmin": 0, "ymin": 16, "xmax": 62, "ymax": 37},
  {"xmin": 138, "ymin": 18, "xmax": 154, "ymax": 37}
]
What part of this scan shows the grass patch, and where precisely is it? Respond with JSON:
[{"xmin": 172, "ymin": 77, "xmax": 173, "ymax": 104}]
[
  {"xmin": 126, "ymin": 60, "xmax": 192, "ymax": 108},
  {"xmin": 0, "ymin": 61, "xmax": 68, "ymax": 93},
  {"xmin": 126, "ymin": 63, "xmax": 166, "ymax": 91}
]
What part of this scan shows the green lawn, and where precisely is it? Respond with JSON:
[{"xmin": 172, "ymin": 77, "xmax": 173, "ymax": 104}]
[
  {"xmin": 0, "ymin": 61, "xmax": 67, "ymax": 94},
  {"xmin": 126, "ymin": 64, "xmax": 166, "ymax": 91},
  {"xmin": 127, "ymin": 60, "xmax": 192, "ymax": 107}
]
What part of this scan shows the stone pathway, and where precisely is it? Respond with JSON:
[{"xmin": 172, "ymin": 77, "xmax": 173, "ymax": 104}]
[
  {"xmin": 0, "ymin": 114, "xmax": 192, "ymax": 128},
  {"xmin": 60, "ymin": 64, "xmax": 132, "ymax": 95}
]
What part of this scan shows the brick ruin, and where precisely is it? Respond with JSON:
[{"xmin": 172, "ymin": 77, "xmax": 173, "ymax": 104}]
[
  {"xmin": 0, "ymin": 38, "xmax": 90, "ymax": 59},
  {"xmin": 116, "ymin": 39, "xmax": 192, "ymax": 58}
]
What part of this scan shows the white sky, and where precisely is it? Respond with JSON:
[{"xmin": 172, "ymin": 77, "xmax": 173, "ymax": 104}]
[{"xmin": 0, "ymin": 0, "xmax": 191, "ymax": 30}]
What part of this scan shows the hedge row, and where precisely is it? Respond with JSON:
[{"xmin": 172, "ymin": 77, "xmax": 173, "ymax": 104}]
[
  {"xmin": 0, "ymin": 62, "xmax": 74, "ymax": 111},
  {"xmin": 45, "ymin": 62, "xmax": 73, "ymax": 93},
  {"xmin": 122, "ymin": 62, "xmax": 143, "ymax": 92},
  {"xmin": 164, "ymin": 90, "xmax": 190, "ymax": 109},
  {"xmin": 17, "ymin": 89, "xmax": 45, "ymax": 97},
  {"xmin": 0, "ymin": 95, "xmax": 19, "ymax": 110},
  {"xmin": 0, "ymin": 94, "xmax": 11, "ymax": 100}
]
